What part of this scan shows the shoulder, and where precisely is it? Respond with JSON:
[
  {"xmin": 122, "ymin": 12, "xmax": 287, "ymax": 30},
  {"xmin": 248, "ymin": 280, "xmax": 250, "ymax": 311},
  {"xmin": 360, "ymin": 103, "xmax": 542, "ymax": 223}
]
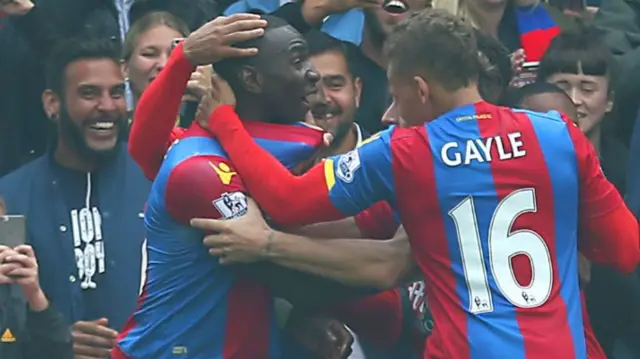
[
  {"xmin": 0, "ymin": 156, "xmax": 46, "ymax": 191},
  {"xmin": 163, "ymin": 154, "xmax": 248, "ymax": 223},
  {"xmin": 167, "ymin": 154, "xmax": 240, "ymax": 188}
]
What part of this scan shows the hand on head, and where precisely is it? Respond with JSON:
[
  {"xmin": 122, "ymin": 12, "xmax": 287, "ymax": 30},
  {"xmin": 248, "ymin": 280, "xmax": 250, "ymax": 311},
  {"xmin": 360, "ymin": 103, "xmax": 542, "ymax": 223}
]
[{"xmin": 182, "ymin": 14, "xmax": 267, "ymax": 66}]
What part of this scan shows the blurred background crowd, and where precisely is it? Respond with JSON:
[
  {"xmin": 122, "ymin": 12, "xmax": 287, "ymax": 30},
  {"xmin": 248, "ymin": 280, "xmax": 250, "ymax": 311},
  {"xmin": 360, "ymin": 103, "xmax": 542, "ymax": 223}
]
[{"xmin": 1, "ymin": 0, "xmax": 640, "ymax": 358}]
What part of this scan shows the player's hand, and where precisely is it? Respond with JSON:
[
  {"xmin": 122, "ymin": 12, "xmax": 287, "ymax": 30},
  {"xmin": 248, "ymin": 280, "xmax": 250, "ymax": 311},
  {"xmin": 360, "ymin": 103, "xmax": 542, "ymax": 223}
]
[
  {"xmin": 196, "ymin": 74, "xmax": 236, "ymax": 130},
  {"xmin": 183, "ymin": 66, "xmax": 213, "ymax": 102},
  {"xmin": 182, "ymin": 14, "xmax": 267, "ymax": 66},
  {"xmin": 286, "ymin": 311, "xmax": 353, "ymax": 359},
  {"xmin": 191, "ymin": 199, "xmax": 271, "ymax": 264},
  {"xmin": 71, "ymin": 318, "xmax": 118, "ymax": 359},
  {"xmin": 0, "ymin": 0, "xmax": 34, "ymax": 16}
]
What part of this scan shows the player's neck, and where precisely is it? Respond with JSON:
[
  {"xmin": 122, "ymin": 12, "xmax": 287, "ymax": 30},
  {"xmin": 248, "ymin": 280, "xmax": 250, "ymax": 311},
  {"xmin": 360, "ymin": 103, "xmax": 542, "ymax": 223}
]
[
  {"xmin": 434, "ymin": 86, "xmax": 485, "ymax": 117},
  {"xmin": 235, "ymin": 97, "xmax": 267, "ymax": 123}
]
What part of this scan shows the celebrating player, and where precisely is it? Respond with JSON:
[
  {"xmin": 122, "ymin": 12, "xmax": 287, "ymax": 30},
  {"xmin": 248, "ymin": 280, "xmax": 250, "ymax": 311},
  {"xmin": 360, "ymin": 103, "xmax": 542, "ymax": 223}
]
[
  {"xmin": 112, "ymin": 14, "xmax": 345, "ymax": 359},
  {"xmin": 195, "ymin": 8, "xmax": 640, "ymax": 359}
]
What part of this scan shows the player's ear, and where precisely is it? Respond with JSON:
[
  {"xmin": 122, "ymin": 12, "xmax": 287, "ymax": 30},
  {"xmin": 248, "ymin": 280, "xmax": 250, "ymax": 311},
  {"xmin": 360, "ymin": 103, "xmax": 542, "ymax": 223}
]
[
  {"xmin": 238, "ymin": 65, "xmax": 262, "ymax": 95},
  {"xmin": 413, "ymin": 76, "xmax": 430, "ymax": 104}
]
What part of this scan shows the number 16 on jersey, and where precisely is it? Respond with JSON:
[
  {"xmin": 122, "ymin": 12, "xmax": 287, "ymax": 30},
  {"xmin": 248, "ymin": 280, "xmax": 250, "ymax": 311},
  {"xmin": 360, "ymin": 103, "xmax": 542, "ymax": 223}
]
[{"xmin": 449, "ymin": 188, "xmax": 554, "ymax": 314}]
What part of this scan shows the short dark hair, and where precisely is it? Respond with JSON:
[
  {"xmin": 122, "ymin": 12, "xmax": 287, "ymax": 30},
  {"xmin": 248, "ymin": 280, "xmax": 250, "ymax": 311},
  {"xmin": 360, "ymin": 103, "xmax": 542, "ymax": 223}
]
[
  {"xmin": 503, "ymin": 81, "xmax": 568, "ymax": 107},
  {"xmin": 213, "ymin": 15, "xmax": 293, "ymax": 90},
  {"xmin": 537, "ymin": 27, "xmax": 617, "ymax": 91},
  {"xmin": 384, "ymin": 8, "xmax": 480, "ymax": 91},
  {"xmin": 46, "ymin": 37, "xmax": 121, "ymax": 96},
  {"xmin": 304, "ymin": 29, "xmax": 354, "ymax": 77}
]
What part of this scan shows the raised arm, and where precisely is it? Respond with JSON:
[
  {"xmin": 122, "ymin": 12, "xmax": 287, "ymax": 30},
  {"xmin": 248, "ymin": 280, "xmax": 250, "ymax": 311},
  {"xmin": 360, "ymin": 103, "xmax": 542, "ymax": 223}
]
[
  {"xmin": 129, "ymin": 41, "xmax": 194, "ymax": 180},
  {"xmin": 565, "ymin": 117, "xmax": 640, "ymax": 273},
  {"xmin": 206, "ymin": 103, "xmax": 400, "ymax": 226},
  {"xmin": 130, "ymin": 14, "xmax": 269, "ymax": 180}
]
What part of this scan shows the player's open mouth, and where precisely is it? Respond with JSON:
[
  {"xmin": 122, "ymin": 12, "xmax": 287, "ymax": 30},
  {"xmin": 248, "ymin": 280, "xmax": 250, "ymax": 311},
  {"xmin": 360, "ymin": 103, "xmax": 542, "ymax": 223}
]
[{"xmin": 384, "ymin": 0, "xmax": 407, "ymax": 13}]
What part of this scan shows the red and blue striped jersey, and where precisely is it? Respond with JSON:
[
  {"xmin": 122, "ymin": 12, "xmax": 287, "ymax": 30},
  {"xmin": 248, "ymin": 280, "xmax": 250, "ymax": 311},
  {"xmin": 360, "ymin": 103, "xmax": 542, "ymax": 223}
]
[
  {"xmin": 324, "ymin": 102, "xmax": 619, "ymax": 358},
  {"xmin": 113, "ymin": 122, "xmax": 323, "ymax": 359},
  {"xmin": 204, "ymin": 102, "xmax": 638, "ymax": 359}
]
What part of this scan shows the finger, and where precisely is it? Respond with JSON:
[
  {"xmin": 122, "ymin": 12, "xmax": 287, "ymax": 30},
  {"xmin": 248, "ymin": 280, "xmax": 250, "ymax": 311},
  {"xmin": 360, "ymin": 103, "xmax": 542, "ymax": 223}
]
[
  {"xmin": 0, "ymin": 275, "xmax": 14, "ymax": 284},
  {"xmin": 218, "ymin": 47, "xmax": 259, "ymax": 59},
  {"xmin": 73, "ymin": 320, "xmax": 118, "ymax": 338},
  {"xmin": 72, "ymin": 332, "xmax": 115, "ymax": 348},
  {"xmin": 190, "ymin": 218, "xmax": 228, "ymax": 232},
  {"xmin": 323, "ymin": 133, "xmax": 334, "ymax": 147},
  {"xmin": 203, "ymin": 234, "xmax": 231, "ymax": 248},
  {"xmin": 93, "ymin": 317, "xmax": 110, "ymax": 326},
  {"xmin": 13, "ymin": 245, "xmax": 34, "ymax": 258},
  {"xmin": 221, "ymin": 13, "xmax": 263, "ymax": 25},
  {"xmin": 222, "ymin": 18, "xmax": 267, "ymax": 36},
  {"xmin": 208, "ymin": 248, "xmax": 227, "ymax": 257},
  {"xmin": 6, "ymin": 253, "xmax": 33, "ymax": 268},
  {"xmin": 218, "ymin": 255, "xmax": 237, "ymax": 265},
  {"xmin": 222, "ymin": 28, "xmax": 265, "ymax": 45},
  {"xmin": 72, "ymin": 342, "xmax": 112, "ymax": 356},
  {"xmin": 0, "ymin": 249, "xmax": 15, "ymax": 262},
  {"xmin": 0, "ymin": 245, "xmax": 11, "ymax": 253},
  {"xmin": 0, "ymin": 263, "xmax": 21, "ymax": 274},
  {"xmin": 7, "ymin": 268, "xmax": 33, "ymax": 278}
]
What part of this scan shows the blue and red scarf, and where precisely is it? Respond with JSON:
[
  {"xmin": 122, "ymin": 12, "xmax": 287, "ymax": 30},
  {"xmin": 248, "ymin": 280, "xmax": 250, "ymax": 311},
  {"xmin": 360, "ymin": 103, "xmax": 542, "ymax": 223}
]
[{"xmin": 515, "ymin": 4, "xmax": 560, "ymax": 61}]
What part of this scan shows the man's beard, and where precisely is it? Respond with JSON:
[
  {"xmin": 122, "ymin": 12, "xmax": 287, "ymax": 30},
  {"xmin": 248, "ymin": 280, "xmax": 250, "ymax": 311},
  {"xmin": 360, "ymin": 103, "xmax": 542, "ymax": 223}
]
[{"xmin": 58, "ymin": 106, "xmax": 126, "ymax": 164}]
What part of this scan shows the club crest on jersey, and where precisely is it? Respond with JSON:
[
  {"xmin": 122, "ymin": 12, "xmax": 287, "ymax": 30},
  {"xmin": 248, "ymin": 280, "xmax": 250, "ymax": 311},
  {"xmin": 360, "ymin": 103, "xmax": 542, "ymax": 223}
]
[
  {"xmin": 336, "ymin": 150, "xmax": 361, "ymax": 183},
  {"xmin": 209, "ymin": 161, "xmax": 237, "ymax": 185},
  {"xmin": 213, "ymin": 192, "xmax": 248, "ymax": 219}
]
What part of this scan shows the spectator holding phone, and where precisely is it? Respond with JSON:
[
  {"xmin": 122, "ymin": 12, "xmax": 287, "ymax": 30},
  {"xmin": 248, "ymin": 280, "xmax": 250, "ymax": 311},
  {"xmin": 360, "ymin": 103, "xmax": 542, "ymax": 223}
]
[{"xmin": 0, "ymin": 200, "xmax": 72, "ymax": 359}]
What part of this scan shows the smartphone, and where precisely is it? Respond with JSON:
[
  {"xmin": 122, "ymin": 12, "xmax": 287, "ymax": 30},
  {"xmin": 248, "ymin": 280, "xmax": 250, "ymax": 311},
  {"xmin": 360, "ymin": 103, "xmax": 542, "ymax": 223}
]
[
  {"xmin": 522, "ymin": 61, "xmax": 540, "ymax": 71},
  {"xmin": 512, "ymin": 61, "xmax": 540, "ymax": 88},
  {"xmin": 0, "ymin": 215, "xmax": 26, "ymax": 248}
]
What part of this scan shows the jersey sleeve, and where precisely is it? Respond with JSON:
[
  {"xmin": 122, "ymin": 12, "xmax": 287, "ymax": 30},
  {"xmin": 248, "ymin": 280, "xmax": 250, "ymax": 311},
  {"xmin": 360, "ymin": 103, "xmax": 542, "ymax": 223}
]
[
  {"xmin": 206, "ymin": 105, "xmax": 398, "ymax": 227},
  {"xmin": 354, "ymin": 201, "xmax": 400, "ymax": 239},
  {"xmin": 129, "ymin": 41, "xmax": 194, "ymax": 181},
  {"xmin": 565, "ymin": 115, "xmax": 640, "ymax": 272},
  {"xmin": 164, "ymin": 155, "xmax": 247, "ymax": 224}
]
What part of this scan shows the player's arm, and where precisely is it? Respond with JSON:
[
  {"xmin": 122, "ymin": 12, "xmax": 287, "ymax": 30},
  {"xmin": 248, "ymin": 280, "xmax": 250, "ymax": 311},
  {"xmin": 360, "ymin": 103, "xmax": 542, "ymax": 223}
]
[
  {"xmin": 565, "ymin": 117, "xmax": 640, "ymax": 273},
  {"xmin": 288, "ymin": 201, "xmax": 399, "ymax": 240},
  {"xmin": 164, "ymin": 157, "xmax": 381, "ymax": 306},
  {"xmin": 129, "ymin": 41, "xmax": 194, "ymax": 180},
  {"xmin": 285, "ymin": 217, "xmax": 364, "ymax": 239},
  {"xmin": 206, "ymin": 105, "xmax": 399, "ymax": 227},
  {"xmin": 266, "ymin": 226, "xmax": 413, "ymax": 289}
]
